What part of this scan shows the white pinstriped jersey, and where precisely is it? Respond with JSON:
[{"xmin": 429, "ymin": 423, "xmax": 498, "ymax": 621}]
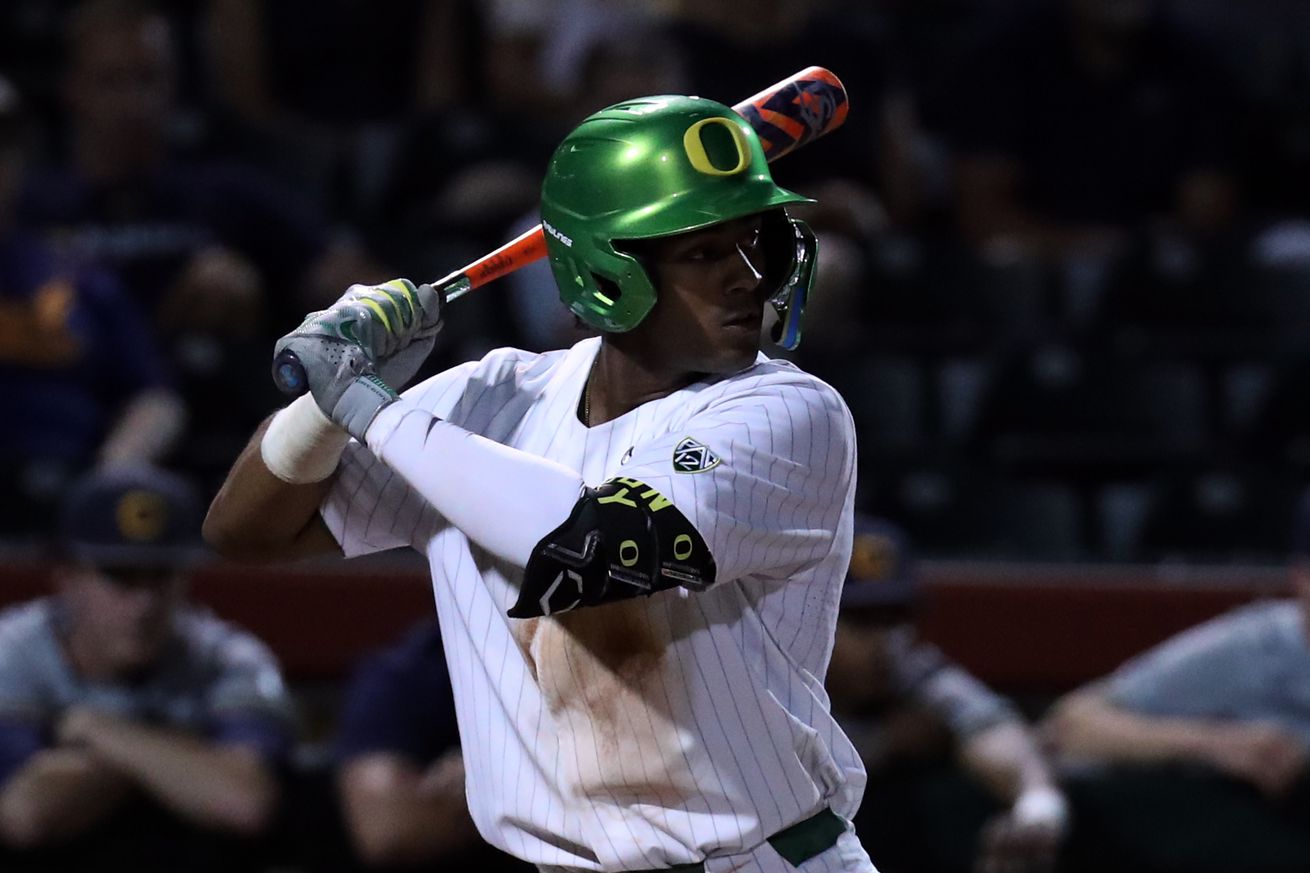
[{"xmin": 323, "ymin": 337, "xmax": 869, "ymax": 872}]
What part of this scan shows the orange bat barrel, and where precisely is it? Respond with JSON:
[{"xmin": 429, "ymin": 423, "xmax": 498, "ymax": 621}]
[{"xmin": 735, "ymin": 66, "xmax": 849, "ymax": 163}]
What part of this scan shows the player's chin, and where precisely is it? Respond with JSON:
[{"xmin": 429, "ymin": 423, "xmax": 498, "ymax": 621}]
[{"xmin": 705, "ymin": 332, "xmax": 760, "ymax": 374}]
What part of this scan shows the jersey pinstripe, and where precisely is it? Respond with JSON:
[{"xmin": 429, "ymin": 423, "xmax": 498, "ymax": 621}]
[{"xmin": 322, "ymin": 337, "xmax": 869, "ymax": 872}]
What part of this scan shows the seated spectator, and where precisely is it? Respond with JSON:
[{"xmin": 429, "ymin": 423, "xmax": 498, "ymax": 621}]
[
  {"xmin": 0, "ymin": 75, "xmax": 182, "ymax": 537},
  {"xmin": 206, "ymin": 0, "xmax": 484, "ymax": 236},
  {"xmin": 830, "ymin": 517, "xmax": 1069, "ymax": 873},
  {"xmin": 1041, "ymin": 490, "xmax": 1310, "ymax": 872},
  {"xmin": 1044, "ymin": 533, "xmax": 1310, "ymax": 792},
  {"xmin": 947, "ymin": 0, "xmax": 1238, "ymax": 264},
  {"xmin": 0, "ymin": 465, "xmax": 294, "ymax": 872},
  {"xmin": 19, "ymin": 0, "xmax": 383, "ymax": 487},
  {"xmin": 333, "ymin": 620, "xmax": 532, "ymax": 872},
  {"xmin": 23, "ymin": 0, "xmax": 353, "ymax": 324},
  {"xmin": 482, "ymin": 0, "xmax": 677, "ymax": 122},
  {"xmin": 208, "ymin": 0, "xmax": 476, "ymax": 130}
]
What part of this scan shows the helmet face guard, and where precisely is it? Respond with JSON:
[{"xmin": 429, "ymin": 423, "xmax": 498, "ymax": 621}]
[
  {"xmin": 760, "ymin": 212, "xmax": 818, "ymax": 351},
  {"xmin": 540, "ymin": 95, "xmax": 820, "ymax": 346}
]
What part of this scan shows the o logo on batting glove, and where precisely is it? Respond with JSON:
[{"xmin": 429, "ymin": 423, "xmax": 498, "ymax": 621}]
[{"xmin": 683, "ymin": 117, "xmax": 751, "ymax": 177}]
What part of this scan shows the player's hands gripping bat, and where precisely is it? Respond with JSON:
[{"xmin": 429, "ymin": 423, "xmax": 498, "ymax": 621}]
[
  {"xmin": 272, "ymin": 278, "xmax": 445, "ymax": 397},
  {"xmin": 273, "ymin": 66, "xmax": 849, "ymax": 397},
  {"xmin": 271, "ymin": 279, "xmax": 444, "ymax": 437}
]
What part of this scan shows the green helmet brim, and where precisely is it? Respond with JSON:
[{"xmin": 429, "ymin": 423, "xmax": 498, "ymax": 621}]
[{"xmin": 608, "ymin": 182, "xmax": 814, "ymax": 242}]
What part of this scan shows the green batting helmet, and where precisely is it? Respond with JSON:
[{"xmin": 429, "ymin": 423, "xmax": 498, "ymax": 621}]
[{"xmin": 540, "ymin": 95, "xmax": 818, "ymax": 343}]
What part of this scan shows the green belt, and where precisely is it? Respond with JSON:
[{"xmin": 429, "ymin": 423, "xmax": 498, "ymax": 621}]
[{"xmin": 629, "ymin": 807, "xmax": 847, "ymax": 873}]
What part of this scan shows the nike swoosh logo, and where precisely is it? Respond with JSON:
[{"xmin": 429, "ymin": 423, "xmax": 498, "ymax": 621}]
[{"xmin": 337, "ymin": 319, "xmax": 360, "ymax": 345}]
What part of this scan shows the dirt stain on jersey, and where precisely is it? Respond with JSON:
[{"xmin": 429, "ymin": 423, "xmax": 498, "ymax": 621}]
[
  {"xmin": 528, "ymin": 597, "xmax": 701, "ymax": 805},
  {"xmin": 512, "ymin": 617, "xmax": 541, "ymax": 682},
  {"xmin": 539, "ymin": 598, "xmax": 664, "ymax": 720}
]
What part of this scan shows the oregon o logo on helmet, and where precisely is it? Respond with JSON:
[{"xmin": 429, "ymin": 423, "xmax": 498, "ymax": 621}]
[{"xmin": 682, "ymin": 117, "xmax": 751, "ymax": 176}]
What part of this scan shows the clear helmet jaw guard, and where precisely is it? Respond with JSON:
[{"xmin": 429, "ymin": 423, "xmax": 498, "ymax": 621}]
[
  {"xmin": 540, "ymin": 94, "xmax": 820, "ymax": 349},
  {"xmin": 765, "ymin": 217, "xmax": 818, "ymax": 351}
]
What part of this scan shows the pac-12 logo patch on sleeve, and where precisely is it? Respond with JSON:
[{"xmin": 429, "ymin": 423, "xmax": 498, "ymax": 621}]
[{"xmin": 672, "ymin": 437, "xmax": 721, "ymax": 473}]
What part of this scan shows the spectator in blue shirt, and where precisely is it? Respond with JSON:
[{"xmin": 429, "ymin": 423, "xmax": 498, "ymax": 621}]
[
  {"xmin": 1040, "ymin": 488, "xmax": 1310, "ymax": 872},
  {"xmin": 333, "ymin": 620, "xmax": 532, "ymax": 872},
  {"xmin": 831, "ymin": 517, "xmax": 1069, "ymax": 873},
  {"xmin": 18, "ymin": 0, "xmax": 386, "ymax": 489},
  {"xmin": 0, "ymin": 73, "xmax": 182, "ymax": 536},
  {"xmin": 947, "ymin": 0, "xmax": 1238, "ymax": 263},
  {"xmin": 0, "ymin": 465, "xmax": 295, "ymax": 872}
]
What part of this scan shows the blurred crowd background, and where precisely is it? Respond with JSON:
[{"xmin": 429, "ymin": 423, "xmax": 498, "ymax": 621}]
[
  {"xmin": 2, "ymin": 2, "xmax": 1310, "ymax": 872},
  {"xmin": 4, "ymin": 0, "xmax": 1310, "ymax": 564}
]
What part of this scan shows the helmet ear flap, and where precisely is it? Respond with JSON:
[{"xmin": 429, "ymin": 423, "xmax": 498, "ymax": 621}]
[{"xmin": 554, "ymin": 245, "xmax": 659, "ymax": 332}]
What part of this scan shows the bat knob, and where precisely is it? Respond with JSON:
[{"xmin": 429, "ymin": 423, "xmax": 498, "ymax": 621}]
[{"xmin": 272, "ymin": 349, "xmax": 309, "ymax": 397}]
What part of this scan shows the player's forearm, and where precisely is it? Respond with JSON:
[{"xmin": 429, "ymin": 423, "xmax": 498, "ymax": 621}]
[
  {"xmin": 205, "ymin": 410, "xmax": 341, "ymax": 560},
  {"xmin": 962, "ymin": 721, "xmax": 1072, "ymax": 839},
  {"xmin": 364, "ymin": 400, "xmax": 585, "ymax": 567},
  {"xmin": 1043, "ymin": 690, "xmax": 1216, "ymax": 765},
  {"xmin": 960, "ymin": 720, "xmax": 1058, "ymax": 804},
  {"xmin": 99, "ymin": 387, "xmax": 187, "ymax": 465},
  {"xmin": 79, "ymin": 717, "xmax": 279, "ymax": 835},
  {"xmin": 0, "ymin": 748, "xmax": 134, "ymax": 848}
]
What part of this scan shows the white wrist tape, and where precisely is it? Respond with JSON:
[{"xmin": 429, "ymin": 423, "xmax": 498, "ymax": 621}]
[
  {"xmin": 1012, "ymin": 785, "xmax": 1071, "ymax": 832},
  {"xmin": 260, "ymin": 394, "xmax": 352, "ymax": 483}
]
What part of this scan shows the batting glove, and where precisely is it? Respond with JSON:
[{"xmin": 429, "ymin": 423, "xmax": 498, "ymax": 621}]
[
  {"xmin": 274, "ymin": 310, "xmax": 399, "ymax": 441},
  {"xmin": 324, "ymin": 278, "xmax": 446, "ymax": 390}
]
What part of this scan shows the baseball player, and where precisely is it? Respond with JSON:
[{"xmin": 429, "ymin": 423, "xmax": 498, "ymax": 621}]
[{"xmin": 206, "ymin": 95, "xmax": 874, "ymax": 873}]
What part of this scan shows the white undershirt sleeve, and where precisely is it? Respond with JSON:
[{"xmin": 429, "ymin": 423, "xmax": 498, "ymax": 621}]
[{"xmin": 364, "ymin": 399, "xmax": 586, "ymax": 567}]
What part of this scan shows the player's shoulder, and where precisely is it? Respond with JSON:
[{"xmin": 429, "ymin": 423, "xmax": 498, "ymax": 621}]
[
  {"xmin": 734, "ymin": 354, "xmax": 847, "ymax": 395},
  {"xmin": 474, "ymin": 343, "xmax": 578, "ymax": 384},
  {"xmin": 401, "ymin": 344, "xmax": 572, "ymax": 411},
  {"xmin": 1125, "ymin": 599, "xmax": 1295, "ymax": 673},
  {"xmin": 431, "ymin": 344, "xmax": 576, "ymax": 391},
  {"xmin": 1210, "ymin": 599, "xmax": 1301, "ymax": 645},
  {"xmin": 708, "ymin": 356, "xmax": 854, "ymax": 425}
]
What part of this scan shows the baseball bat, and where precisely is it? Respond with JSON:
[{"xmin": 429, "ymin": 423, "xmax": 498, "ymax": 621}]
[{"xmin": 273, "ymin": 66, "xmax": 848, "ymax": 396}]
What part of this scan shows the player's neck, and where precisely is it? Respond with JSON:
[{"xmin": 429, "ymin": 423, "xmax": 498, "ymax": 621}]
[{"xmin": 585, "ymin": 341, "xmax": 703, "ymax": 426}]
